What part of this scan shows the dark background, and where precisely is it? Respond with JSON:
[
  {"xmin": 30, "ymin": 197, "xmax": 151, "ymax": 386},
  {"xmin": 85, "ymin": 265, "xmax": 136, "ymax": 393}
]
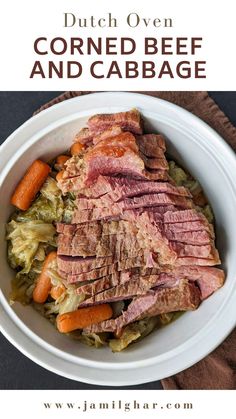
[{"xmin": 0, "ymin": 91, "xmax": 236, "ymax": 390}]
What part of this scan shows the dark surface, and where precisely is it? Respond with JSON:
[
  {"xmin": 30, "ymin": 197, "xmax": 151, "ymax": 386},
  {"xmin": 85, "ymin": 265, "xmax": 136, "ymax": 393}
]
[{"xmin": 0, "ymin": 91, "xmax": 236, "ymax": 390}]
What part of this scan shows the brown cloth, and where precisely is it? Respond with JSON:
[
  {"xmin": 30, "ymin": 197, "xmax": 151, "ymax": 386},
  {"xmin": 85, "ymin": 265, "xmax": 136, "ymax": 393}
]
[{"xmin": 36, "ymin": 91, "xmax": 236, "ymax": 390}]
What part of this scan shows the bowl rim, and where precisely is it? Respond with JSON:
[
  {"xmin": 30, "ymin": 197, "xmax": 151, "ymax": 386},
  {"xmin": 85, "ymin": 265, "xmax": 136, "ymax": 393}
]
[{"xmin": 1, "ymin": 91, "xmax": 236, "ymax": 384}]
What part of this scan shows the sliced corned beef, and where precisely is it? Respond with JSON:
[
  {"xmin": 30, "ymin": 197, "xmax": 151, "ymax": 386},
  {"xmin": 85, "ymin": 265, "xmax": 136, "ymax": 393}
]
[
  {"xmin": 56, "ymin": 221, "xmax": 102, "ymax": 236},
  {"xmin": 171, "ymin": 266, "xmax": 225, "ymax": 299},
  {"xmin": 73, "ymin": 264, "xmax": 224, "ymax": 302},
  {"xmin": 74, "ymin": 192, "xmax": 191, "ymax": 213},
  {"xmin": 139, "ymin": 154, "xmax": 169, "ymax": 170},
  {"xmin": 58, "ymin": 132, "xmax": 170, "ymax": 192},
  {"xmin": 72, "ymin": 193, "xmax": 192, "ymax": 223},
  {"xmin": 164, "ymin": 229, "xmax": 211, "ymax": 245},
  {"xmin": 56, "ymin": 110, "xmax": 224, "ymax": 334},
  {"xmin": 135, "ymin": 211, "xmax": 177, "ymax": 265},
  {"xmin": 58, "ymin": 241, "xmax": 148, "ymax": 263},
  {"xmin": 136, "ymin": 134, "xmax": 166, "ymax": 156},
  {"xmin": 163, "ymin": 209, "xmax": 208, "ymax": 224},
  {"xmin": 83, "ymin": 132, "xmax": 170, "ymax": 186},
  {"xmin": 88, "ymin": 109, "xmax": 143, "ymax": 135},
  {"xmin": 176, "ymin": 254, "xmax": 221, "ymax": 266},
  {"xmin": 85, "ymin": 280, "xmax": 201, "ymax": 333},
  {"xmin": 74, "ymin": 127, "xmax": 93, "ymax": 145},
  {"xmin": 60, "ymin": 254, "xmax": 150, "ymax": 282},
  {"xmin": 164, "ymin": 220, "xmax": 214, "ymax": 238},
  {"xmin": 78, "ymin": 275, "xmax": 160, "ymax": 306},
  {"xmin": 93, "ymin": 126, "xmax": 123, "ymax": 145},
  {"xmin": 170, "ymin": 242, "xmax": 216, "ymax": 259},
  {"xmin": 80, "ymin": 176, "xmax": 191, "ymax": 200},
  {"xmin": 57, "ymin": 252, "xmax": 155, "ymax": 277},
  {"xmin": 76, "ymin": 271, "xmax": 131, "ymax": 296},
  {"xmin": 57, "ymin": 255, "xmax": 114, "ymax": 275}
]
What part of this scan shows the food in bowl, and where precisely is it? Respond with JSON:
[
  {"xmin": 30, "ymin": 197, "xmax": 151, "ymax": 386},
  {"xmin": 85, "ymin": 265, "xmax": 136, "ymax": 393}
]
[{"xmin": 6, "ymin": 108, "xmax": 225, "ymax": 352}]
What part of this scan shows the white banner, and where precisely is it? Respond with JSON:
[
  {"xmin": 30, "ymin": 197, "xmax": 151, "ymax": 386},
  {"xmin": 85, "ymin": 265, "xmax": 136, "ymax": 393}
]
[
  {"xmin": 0, "ymin": 0, "xmax": 235, "ymax": 90},
  {"xmin": 0, "ymin": 390, "xmax": 234, "ymax": 419}
]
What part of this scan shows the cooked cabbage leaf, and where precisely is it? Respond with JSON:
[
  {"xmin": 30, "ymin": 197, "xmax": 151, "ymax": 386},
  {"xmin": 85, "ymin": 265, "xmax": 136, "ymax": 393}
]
[
  {"xmin": 63, "ymin": 195, "xmax": 75, "ymax": 223},
  {"xmin": 78, "ymin": 331, "xmax": 109, "ymax": 348},
  {"xmin": 109, "ymin": 317, "xmax": 159, "ymax": 352},
  {"xmin": 169, "ymin": 161, "xmax": 188, "ymax": 186},
  {"xmin": 6, "ymin": 219, "xmax": 56, "ymax": 276},
  {"xmin": 47, "ymin": 263, "xmax": 85, "ymax": 314},
  {"xmin": 198, "ymin": 204, "xmax": 214, "ymax": 223},
  {"xmin": 15, "ymin": 177, "xmax": 64, "ymax": 223},
  {"xmin": 169, "ymin": 161, "xmax": 214, "ymax": 222}
]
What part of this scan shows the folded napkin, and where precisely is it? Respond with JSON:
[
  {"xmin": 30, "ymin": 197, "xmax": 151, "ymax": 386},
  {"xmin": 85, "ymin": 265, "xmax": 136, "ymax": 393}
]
[{"xmin": 36, "ymin": 91, "xmax": 236, "ymax": 390}]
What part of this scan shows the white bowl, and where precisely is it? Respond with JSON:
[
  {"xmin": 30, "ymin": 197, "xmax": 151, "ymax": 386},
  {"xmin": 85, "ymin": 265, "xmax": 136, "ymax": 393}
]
[{"xmin": 1, "ymin": 92, "xmax": 236, "ymax": 386}]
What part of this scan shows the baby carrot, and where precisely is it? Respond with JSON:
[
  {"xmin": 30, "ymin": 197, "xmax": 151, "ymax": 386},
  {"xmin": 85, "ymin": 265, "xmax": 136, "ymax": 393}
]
[
  {"xmin": 11, "ymin": 159, "xmax": 51, "ymax": 211},
  {"xmin": 55, "ymin": 155, "xmax": 70, "ymax": 170},
  {"xmin": 56, "ymin": 304, "xmax": 113, "ymax": 333},
  {"xmin": 56, "ymin": 170, "xmax": 65, "ymax": 182},
  {"xmin": 70, "ymin": 142, "xmax": 85, "ymax": 156},
  {"xmin": 33, "ymin": 251, "xmax": 57, "ymax": 304},
  {"xmin": 50, "ymin": 285, "xmax": 66, "ymax": 300}
]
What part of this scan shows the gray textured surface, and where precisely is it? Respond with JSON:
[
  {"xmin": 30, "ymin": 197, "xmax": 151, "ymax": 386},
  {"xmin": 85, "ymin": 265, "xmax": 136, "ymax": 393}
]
[{"xmin": 0, "ymin": 91, "xmax": 236, "ymax": 389}]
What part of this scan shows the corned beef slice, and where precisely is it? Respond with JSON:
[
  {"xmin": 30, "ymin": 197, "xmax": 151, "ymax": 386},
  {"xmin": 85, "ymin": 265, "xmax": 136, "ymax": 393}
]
[
  {"xmin": 172, "ymin": 266, "xmax": 225, "ymax": 299},
  {"xmin": 74, "ymin": 128, "xmax": 93, "ymax": 145},
  {"xmin": 76, "ymin": 271, "xmax": 132, "ymax": 296},
  {"xmin": 57, "ymin": 255, "xmax": 113, "ymax": 275},
  {"xmin": 58, "ymin": 254, "xmax": 148, "ymax": 281},
  {"xmin": 139, "ymin": 154, "xmax": 169, "ymax": 170},
  {"xmin": 85, "ymin": 281, "xmax": 201, "ymax": 333},
  {"xmin": 80, "ymin": 176, "xmax": 191, "ymax": 200},
  {"xmin": 83, "ymin": 132, "xmax": 169, "ymax": 186},
  {"xmin": 88, "ymin": 109, "xmax": 143, "ymax": 135},
  {"xmin": 79, "ymin": 275, "xmax": 160, "ymax": 306},
  {"xmin": 72, "ymin": 194, "xmax": 192, "ymax": 223},
  {"xmin": 58, "ymin": 130, "xmax": 170, "ymax": 193},
  {"xmin": 58, "ymin": 207, "xmax": 218, "ymax": 266},
  {"xmin": 76, "ymin": 266, "xmax": 224, "ymax": 301},
  {"xmin": 93, "ymin": 126, "xmax": 123, "ymax": 145},
  {"xmin": 136, "ymin": 134, "xmax": 166, "ymax": 156}
]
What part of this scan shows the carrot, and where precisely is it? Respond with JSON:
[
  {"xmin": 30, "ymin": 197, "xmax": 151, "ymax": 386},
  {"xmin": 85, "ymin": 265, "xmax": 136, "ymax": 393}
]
[
  {"xmin": 55, "ymin": 155, "xmax": 70, "ymax": 170},
  {"xmin": 33, "ymin": 251, "xmax": 57, "ymax": 304},
  {"xmin": 50, "ymin": 285, "xmax": 66, "ymax": 300},
  {"xmin": 56, "ymin": 170, "xmax": 65, "ymax": 182},
  {"xmin": 56, "ymin": 304, "xmax": 113, "ymax": 333},
  {"xmin": 70, "ymin": 142, "xmax": 85, "ymax": 156},
  {"xmin": 11, "ymin": 159, "xmax": 51, "ymax": 211}
]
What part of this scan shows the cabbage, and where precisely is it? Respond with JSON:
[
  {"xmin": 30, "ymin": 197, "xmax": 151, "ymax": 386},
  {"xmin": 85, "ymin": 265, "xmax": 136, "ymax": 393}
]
[
  {"xmin": 159, "ymin": 312, "xmax": 174, "ymax": 325},
  {"xmin": 169, "ymin": 161, "xmax": 188, "ymax": 186},
  {"xmin": 6, "ymin": 220, "xmax": 56, "ymax": 276},
  {"xmin": 63, "ymin": 196, "xmax": 75, "ymax": 223},
  {"xmin": 78, "ymin": 331, "xmax": 109, "ymax": 348},
  {"xmin": 47, "ymin": 262, "xmax": 85, "ymax": 314},
  {"xmin": 199, "ymin": 204, "xmax": 214, "ymax": 223},
  {"xmin": 58, "ymin": 291, "xmax": 85, "ymax": 314},
  {"xmin": 15, "ymin": 177, "xmax": 64, "ymax": 223},
  {"xmin": 109, "ymin": 317, "xmax": 159, "ymax": 352},
  {"xmin": 169, "ymin": 161, "xmax": 214, "ymax": 222},
  {"xmin": 10, "ymin": 274, "xmax": 36, "ymax": 305}
]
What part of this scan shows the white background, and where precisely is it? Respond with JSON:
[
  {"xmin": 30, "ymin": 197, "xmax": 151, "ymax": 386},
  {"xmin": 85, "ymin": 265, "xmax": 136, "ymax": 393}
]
[
  {"xmin": 0, "ymin": 0, "xmax": 235, "ymax": 90},
  {"xmin": 0, "ymin": 390, "xmax": 235, "ymax": 418}
]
